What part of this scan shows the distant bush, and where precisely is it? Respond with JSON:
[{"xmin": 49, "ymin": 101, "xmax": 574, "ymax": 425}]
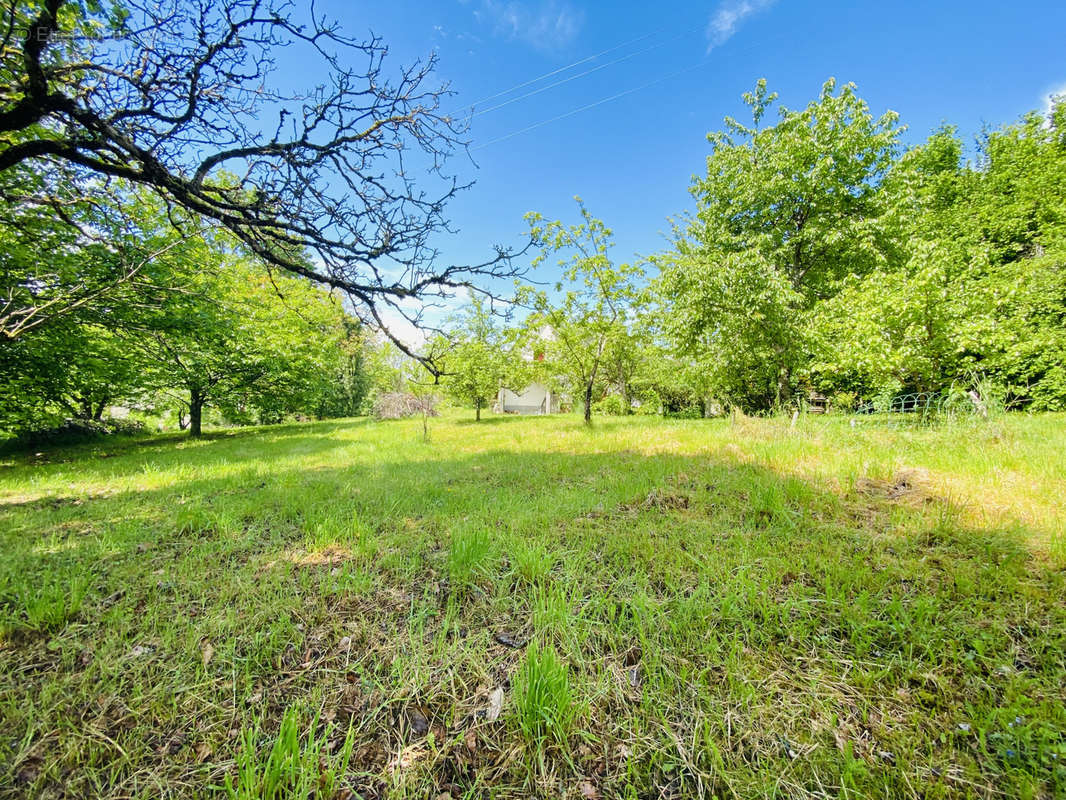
[
  {"xmin": 663, "ymin": 407, "xmax": 702, "ymax": 419},
  {"xmin": 371, "ymin": 392, "xmax": 439, "ymax": 420},
  {"xmin": 827, "ymin": 391, "xmax": 858, "ymax": 413},
  {"xmin": 593, "ymin": 394, "xmax": 628, "ymax": 416},
  {"xmin": 3, "ymin": 418, "xmax": 146, "ymax": 451}
]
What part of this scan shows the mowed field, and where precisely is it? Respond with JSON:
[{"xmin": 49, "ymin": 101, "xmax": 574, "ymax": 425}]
[{"xmin": 1, "ymin": 412, "xmax": 1064, "ymax": 799}]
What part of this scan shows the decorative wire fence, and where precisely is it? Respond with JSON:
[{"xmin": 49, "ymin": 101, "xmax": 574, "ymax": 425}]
[
  {"xmin": 849, "ymin": 386, "xmax": 1004, "ymax": 427},
  {"xmin": 855, "ymin": 392, "xmax": 944, "ymax": 418}
]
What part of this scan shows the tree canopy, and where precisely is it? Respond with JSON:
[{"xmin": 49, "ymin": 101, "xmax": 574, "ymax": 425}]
[
  {"xmin": 0, "ymin": 0, "xmax": 526, "ymax": 359},
  {"xmin": 522, "ymin": 200, "xmax": 644, "ymax": 424},
  {"xmin": 657, "ymin": 80, "xmax": 1066, "ymax": 413}
]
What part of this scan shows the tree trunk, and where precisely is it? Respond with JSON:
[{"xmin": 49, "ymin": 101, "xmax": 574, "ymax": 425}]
[
  {"xmin": 583, "ymin": 382, "xmax": 593, "ymax": 425},
  {"xmin": 93, "ymin": 397, "xmax": 108, "ymax": 420},
  {"xmin": 188, "ymin": 388, "xmax": 204, "ymax": 437},
  {"xmin": 777, "ymin": 365, "xmax": 792, "ymax": 408},
  {"xmin": 475, "ymin": 397, "xmax": 481, "ymax": 421}
]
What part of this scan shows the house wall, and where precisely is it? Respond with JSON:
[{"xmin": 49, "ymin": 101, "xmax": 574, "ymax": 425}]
[{"xmin": 497, "ymin": 383, "xmax": 559, "ymax": 414}]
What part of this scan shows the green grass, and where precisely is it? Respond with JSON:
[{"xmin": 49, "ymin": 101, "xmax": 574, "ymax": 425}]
[
  {"xmin": 513, "ymin": 641, "xmax": 575, "ymax": 747},
  {"xmin": 1, "ymin": 411, "xmax": 1064, "ymax": 798},
  {"xmin": 223, "ymin": 706, "xmax": 356, "ymax": 800}
]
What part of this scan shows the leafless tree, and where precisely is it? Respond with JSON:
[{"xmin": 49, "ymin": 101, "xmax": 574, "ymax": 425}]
[{"xmin": 0, "ymin": 0, "xmax": 525, "ymax": 364}]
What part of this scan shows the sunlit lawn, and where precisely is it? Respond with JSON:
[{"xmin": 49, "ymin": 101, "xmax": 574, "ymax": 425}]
[{"xmin": 1, "ymin": 411, "xmax": 1064, "ymax": 799}]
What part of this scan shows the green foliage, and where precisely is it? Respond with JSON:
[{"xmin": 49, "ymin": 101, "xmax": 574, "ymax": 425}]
[
  {"xmin": 658, "ymin": 81, "xmax": 1066, "ymax": 412},
  {"xmin": 593, "ymin": 394, "xmax": 627, "ymax": 416},
  {"xmin": 223, "ymin": 706, "xmax": 355, "ymax": 800},
  {"xmin": 439, "ymin": 294, "xmax": 516, "ymax": 420},
  {"xmin": 658, "ymin": 79, "xmax": 902, "ymax": 411},
  {"xmin": 0, "ymin": 186, "xmax": 370, "ymax": 436},
  {"xmin": 513, "ymin": 640, "xmax": 574, "ymax": 745},
  {"xmin": 311, "ymin": 319, "xmax": 373, "ymax": 419},
  {"xmin": 522, "ymin": 199, "xmax": 645, "ymax": 423},
  {"xmin": 131, "ymin": 247, "xmax": 356, "ymax": 434}
]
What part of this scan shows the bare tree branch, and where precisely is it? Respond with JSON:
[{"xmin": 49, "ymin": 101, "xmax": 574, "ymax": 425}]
[{"xmin": 0, "ymin": 0, "xmax": 528, "ymax": 355}]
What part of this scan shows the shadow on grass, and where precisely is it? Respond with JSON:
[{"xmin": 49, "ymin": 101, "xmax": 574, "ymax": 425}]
[
  {"xmin": 1, "ymin": 424, "xmax": 1061, "ymax": 800},
  {"xmin": 1, "ymin": 435, "xmax": 1038, "ymax": 587},
  {"xmin": 0, "ymin": 417, "xmax": 372, "ymax": 466},
  {"xmin": 453, "ymin": 414, "xmax": 536, "ymax": 426}
]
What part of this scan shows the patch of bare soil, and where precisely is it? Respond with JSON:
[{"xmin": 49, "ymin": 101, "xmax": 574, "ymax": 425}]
[
  {"xmin": 856, "ymin": 468, "xmax": 934, "ymax": 504},
  {"xmin": 580, "ymin": 486, "xmax": 691, "ymax": 521}
]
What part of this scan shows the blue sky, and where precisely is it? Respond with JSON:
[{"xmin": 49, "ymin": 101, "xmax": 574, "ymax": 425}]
[{"xmin": 312, "ymin": 0, "xmax": 1065, "ymax": 337}]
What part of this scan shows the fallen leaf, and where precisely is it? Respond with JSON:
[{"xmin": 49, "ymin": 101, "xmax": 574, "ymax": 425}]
[
  {"xmin": 486, "ymin": 687, "xmax": 504, "ymax": 722},
  {"xmin": 200, "ymin": 640, "xmax": 214, "ymax": 666},
  {"xmin": 157, "ymin": 731, "xmax": 187, "ymax": 755},
  {"xmin": 494, "ymin": 632, "xmax": 527, "ymax": 649},
  {"xmin": 194, "ymin": 742, "xmax": 212, "ymax": 763},
  {"xmin": 464, "ymin": 728, "xmax": 478, "ymax": 753},
  {"xmin": 405, "ymin": 708, "xmax": 429, "ymax": 738},
  {"xmin": 387, "ymin": 743, "xmax": 424, "ymax": 773},
  {"xmin": 579, "ymin": 779, "xmax": 600, "ymax": 799}
]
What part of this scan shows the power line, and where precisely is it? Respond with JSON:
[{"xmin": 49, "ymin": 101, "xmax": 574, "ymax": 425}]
[
  {"xmin": 451, "ymin": 30, "xmax": 663, "ymax": 115},
  {"xmin": 471, "ymin": 31, "xmax": 791, "ymax": 151},
  {"xmin": 472, "ymin": 60, "xmax": 713, "ymax": 150},
  {"xmin": 466, "ymin": 28, "xmax": 699, "ymax": 120}
]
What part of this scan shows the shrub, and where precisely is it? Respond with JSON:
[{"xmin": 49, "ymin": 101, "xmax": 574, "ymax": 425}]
[
  {"xmin": 828, "ymin": 391, "xmax": 858, "ymax": 413},
  {"xmin": 593, "ymin": 394, "xmax": 628, "ymax": 416},
  {"xmin": 371, "ymin": 392, "xmax": 439, "ymax": 420},
  {"xmin": 3, "ymin": 418, "xmax": 145, "ymax": 451}
]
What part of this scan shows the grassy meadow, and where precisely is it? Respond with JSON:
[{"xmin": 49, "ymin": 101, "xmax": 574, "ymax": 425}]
[{"xmin": 1, "ymin": 412, "xmax": 1064, "ymax": 799}]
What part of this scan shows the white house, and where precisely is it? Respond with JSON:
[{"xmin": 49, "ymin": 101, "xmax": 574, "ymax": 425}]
[
  {"xmin": 493, "ymin": 324, "xmax": 567, "ymax": 414},
  {"xmin": 496, "ymin": 383, "xmax": 560, "ymax": 415}
]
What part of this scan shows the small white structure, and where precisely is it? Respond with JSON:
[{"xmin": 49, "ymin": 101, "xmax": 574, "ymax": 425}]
[{"xmin": 496, "ymin": 383, "xmax": 560, "ymax": 415}]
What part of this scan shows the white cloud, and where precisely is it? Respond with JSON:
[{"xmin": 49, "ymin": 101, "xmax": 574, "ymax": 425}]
[
  {"xmin": 706, "ymin": 0, "xmax": 776, "ymax": 53},
  {"xmin": 473, "ymin": 1, "xmax": 584, "ymax": 51},
  {"xmin": 374, "ymin": 307, "xmax": 429, "ymax": 350},
  {"xmin": 371, "ymin": 292, "xmax": 470, "ymax": 352}
]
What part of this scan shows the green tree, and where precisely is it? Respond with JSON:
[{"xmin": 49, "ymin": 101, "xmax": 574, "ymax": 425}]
[
  {"xmin": 135, "ymin": 252, "xmax": 350, "ymax": 436},
  {"xmin": 658, "ymin": 78, "xmax": 902, "ymax": 410},
  {"xmin": 807, "ymin": 100, "xmax": 1066, "ymax": 408},
  {"xmin": 522, "ymin": 201, "xmax": 644, "ymax": 424},
  {"xmin": 0, "ymin": 0, "xmax": 525, "ymax": 358},
  {"xmin": 439, "ymin": 295, "xmax": 515, "ymax": 421},
  {"xmin": 313, "ymin": 319, "xmax": 373, "ymax": 420}
]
